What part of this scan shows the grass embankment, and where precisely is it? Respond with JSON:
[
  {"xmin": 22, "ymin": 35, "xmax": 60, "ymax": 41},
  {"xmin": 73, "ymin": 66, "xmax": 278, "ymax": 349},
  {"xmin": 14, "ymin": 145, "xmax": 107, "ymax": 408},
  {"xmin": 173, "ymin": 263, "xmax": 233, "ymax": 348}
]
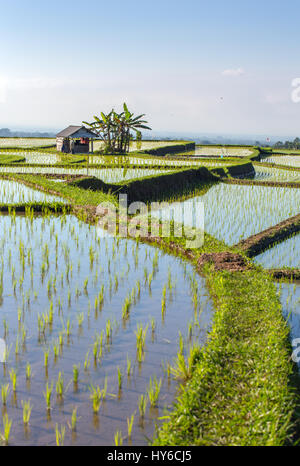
[
  {"xmin": 255, "ymin": 161, "xmax": 300, "ymax": 172},
  {"xmin": 268, "ymin": 268, "xmax": 300, "ymax": 281},
  {"xmin": 0, "ymin": 168, "xmax": 218, "ymax": 205},
  {"xmin": 69, "ymin": 167, "xmax": 218, "ymax": 203},
  {"xmin": 153, "ymin": 267, "xmax": 296, "ymax": 446},
  {"xmin": 223, "ymin": 178, "xmax": 300, "ymax": 189},
  {"xmin": 235, "ymin": 214, "xmax": 300, "ymax": 258},
  {"xmin": 0, "ymin": 202, "xmax": 70, "ymax": 214},
  {"xmin": 0, "ymin": 174, "xmax": 118, "ymax": 207},
  {"xmin": 140, "ymin": 142, "xmax": 195, "ymax": 156},
  {"xmin": 211, "ymin": 162, "xmax": 255, "ymax": 179},
  {"xmin": 0, "ymin": 153, "xmax": 26, "ymax": 164}
]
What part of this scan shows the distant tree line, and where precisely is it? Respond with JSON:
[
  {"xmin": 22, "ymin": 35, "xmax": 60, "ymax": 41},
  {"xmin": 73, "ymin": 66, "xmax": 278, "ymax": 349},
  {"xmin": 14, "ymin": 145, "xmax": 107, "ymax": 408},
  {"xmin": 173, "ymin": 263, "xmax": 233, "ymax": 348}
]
[
  {"xmin": 273, "ymin": 138, "xmax": 300, "ymax": 149},
  {"xmin": 0, "ymin": 128, "xmax": 55, "ymax": 137}
]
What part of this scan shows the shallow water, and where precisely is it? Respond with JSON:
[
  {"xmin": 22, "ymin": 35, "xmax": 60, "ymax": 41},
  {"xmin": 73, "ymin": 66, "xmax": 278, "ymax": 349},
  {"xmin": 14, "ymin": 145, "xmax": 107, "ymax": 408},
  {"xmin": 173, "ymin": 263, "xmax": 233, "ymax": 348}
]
[
  {"xmin": 263, "ymin": 156, "xmax": 300, "ymax": 168},
  {"xmin": 0, "ymin": 214, "xmax": 213, "ymax": 446},
  {"xmin": 278, "ymin": 282, "xmax": 300, "ymax": 365},
  {"xmin": 0, "ymin": 167, "xmax": 174, "ymax": 184},
  {"xmin": 181, "ymin": 146, "xmax": 253, "ymax": 157},
  {"xmin": 0, "ymin": 179, "xmax": 65, "ymax": 204},
  {"xmin": 253, "ymin": 165, "xmax": 300, "ymax": 182},
  {"xmin": 0, "ymin": 151, "xmax": 58, "ymax": 164},
  {"xmin": 93, "ymin": 140, "xmax": 185, "ymax": 153},
  {"xmin": 254, "ymin": 235, "xmax": 300, "ymax": 269},
  {"xmin": 0, "ymin": 139, "xmax": 56, "ymax": 148},
  {"xmin": 152, "ymin": 183, "xmax": 299, "ymax": 245}
]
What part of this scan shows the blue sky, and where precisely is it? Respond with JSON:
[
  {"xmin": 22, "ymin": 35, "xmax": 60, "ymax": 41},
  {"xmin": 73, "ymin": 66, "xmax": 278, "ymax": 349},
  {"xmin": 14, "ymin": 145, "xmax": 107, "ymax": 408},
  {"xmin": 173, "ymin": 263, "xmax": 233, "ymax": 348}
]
[{"xmin": 1, "ymin": 0, "xmax": 300, "ymax": 138}]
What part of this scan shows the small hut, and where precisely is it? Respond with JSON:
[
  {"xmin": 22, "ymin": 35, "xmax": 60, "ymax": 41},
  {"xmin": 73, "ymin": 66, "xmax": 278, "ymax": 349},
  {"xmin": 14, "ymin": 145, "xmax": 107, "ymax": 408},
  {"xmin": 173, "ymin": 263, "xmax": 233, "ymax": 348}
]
[{"xmin": 56, "ymin": 125, "xmax": 98, "ymax": 154}]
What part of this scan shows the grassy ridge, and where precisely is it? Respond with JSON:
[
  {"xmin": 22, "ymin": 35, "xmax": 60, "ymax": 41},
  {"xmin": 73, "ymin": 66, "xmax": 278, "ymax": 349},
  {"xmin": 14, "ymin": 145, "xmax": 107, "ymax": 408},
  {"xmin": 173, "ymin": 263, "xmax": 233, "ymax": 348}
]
[
  {"xmin": 0, "ymin": 153, "xmax": 26, "ymax": 164},
  {"xmin": 70, "ymin": 167, "xmax": 218, "ymax": 203},
  {"xmin": 141, "ymin": 142, "xmax": 195, "ymax": 156},
  {"xmin": 154, "ymin": 267, "xmax": 296, "ymax": 446},
  {"xmin": 0, "ymin": 174, "xmax": 119, "ymax": 207}
]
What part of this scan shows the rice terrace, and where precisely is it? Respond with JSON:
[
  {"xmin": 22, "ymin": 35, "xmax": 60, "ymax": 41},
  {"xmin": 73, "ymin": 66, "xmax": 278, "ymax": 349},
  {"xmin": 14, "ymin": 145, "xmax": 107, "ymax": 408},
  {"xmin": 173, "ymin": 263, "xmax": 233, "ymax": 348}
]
[
  {"xmin": 1, "ymin": 0, "xmax": 300, "ymax": 453},
  {"xmin": 0, "ymin": 103, "xmax": 298, "ymax": 448}
]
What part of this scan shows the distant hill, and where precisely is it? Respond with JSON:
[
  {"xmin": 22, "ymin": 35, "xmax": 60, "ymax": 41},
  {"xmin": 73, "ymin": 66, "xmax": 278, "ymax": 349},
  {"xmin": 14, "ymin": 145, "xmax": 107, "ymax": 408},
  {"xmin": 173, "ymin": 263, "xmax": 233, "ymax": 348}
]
[{"xmin": 0, "ymin": 128, "xmax": 55, "ymax": 138}]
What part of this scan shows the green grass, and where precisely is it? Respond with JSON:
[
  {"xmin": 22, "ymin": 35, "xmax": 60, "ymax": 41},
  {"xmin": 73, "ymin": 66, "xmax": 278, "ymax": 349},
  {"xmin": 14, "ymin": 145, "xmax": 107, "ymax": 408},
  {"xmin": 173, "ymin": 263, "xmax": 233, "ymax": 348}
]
[
  {"xmin": 153, "ymin": 267, "xmax": 296, "ymax": 446},
  {"xmin": 0, "ymin": 153, "xmax": 26, "ymax": 164},
  {"xmin": 68, "ymin": 167, "xmax": 218, "ymax": 204},
  {"xmin": 0, "ymin": 174, "xmax": 118, "ymax": 207}
]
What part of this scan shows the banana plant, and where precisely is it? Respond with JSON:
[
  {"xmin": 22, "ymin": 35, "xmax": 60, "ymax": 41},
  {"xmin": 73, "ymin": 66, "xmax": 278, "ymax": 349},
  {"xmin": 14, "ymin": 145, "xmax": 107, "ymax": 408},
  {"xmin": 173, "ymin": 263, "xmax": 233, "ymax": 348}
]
[{"xmin": 83, "ymin": 103, "xmax": 151, "ymax": 154}]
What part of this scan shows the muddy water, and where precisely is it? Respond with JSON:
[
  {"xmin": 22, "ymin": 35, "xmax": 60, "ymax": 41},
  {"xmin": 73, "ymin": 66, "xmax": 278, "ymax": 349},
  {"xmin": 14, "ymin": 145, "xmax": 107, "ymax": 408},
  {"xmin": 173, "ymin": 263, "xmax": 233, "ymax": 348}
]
[{"xmin": 0, "ymin": 214, "xmax": 213, "ymax": 445}]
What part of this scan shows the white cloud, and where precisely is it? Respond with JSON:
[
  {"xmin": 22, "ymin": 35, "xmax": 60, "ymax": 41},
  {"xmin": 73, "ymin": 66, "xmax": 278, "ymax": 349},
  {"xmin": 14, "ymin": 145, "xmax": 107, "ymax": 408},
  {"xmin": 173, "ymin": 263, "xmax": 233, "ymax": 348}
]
[{"xmin": 221, "ymin": 68, "xmax": 245, "ymax": 77}]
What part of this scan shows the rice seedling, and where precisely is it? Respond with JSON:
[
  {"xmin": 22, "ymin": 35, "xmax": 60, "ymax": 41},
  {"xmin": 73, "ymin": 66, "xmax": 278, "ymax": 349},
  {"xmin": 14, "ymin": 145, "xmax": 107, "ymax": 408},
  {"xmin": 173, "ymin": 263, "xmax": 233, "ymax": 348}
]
[
  {"xmin": 0, "ymin": 414, "xmax": 12, "ymax": 445},
  {"xmin": 89, "ymin": 385, "xmax": 102, "ymax": 413},
  {"xmin": 127, "ymin": 413, "xmax": 135, "ymax": 439},
  {"xmin": 43, "ymin": 382, "xmax": 53, "ymax": 411},
  {"xmin": 55, "ymin": 424, "xmax": 66, "ymax": 446},
  {"xmin": 138, "ymin": 394, "xmax": 148, "ymax": 418},
  {"xmin": 44, "ymin": 349, "xmax": 49, "ymax": 368},
  {"xmin": 1, "ymin": 384, "xmax": 9, "ymax": 406},
  {"xmin": 22, "ymin": 400, "xmax": 33, "ymax": 425},
  {"xmin": 147, "ymin": 376, "xmax": 162, "ymax": 407},
  {"xmin": 69, "ymin": 407, "xmax": 77, "ymax": 431},
  {"xmin": 126, "ymin": 355, "xmax": 132, "ymax": 377},
  {"xmin": 171, "ymin": 344, "xmax": 201, "ymax": 381},
  {"xmin": 179, "ymin": 331, "xmax": 184, "ymax": 355},
  {"xmin": 77, "ymin": 313, "xmax": 84, "ymax": 328},
  {"xmin": 56, "ymin": 372, "xmax": 64, "ymax": 398},
  {"xmin": 26, "ymin": 362, "xmax": 32, "ymax": 381},
  {"xmin": 73, "ymin": 364, "xmax": 79, "ymax": 385},
  {"xmin": 117, "ymin": 367, "xmax": 122, "ymax": 391},
  {"xmin": 114, "ymin": 430, "xmax": 123, "ymax": 446},
  {"xmin": 151, "ymin": 318, "xmax": 156, "ymax": 335},
  {"xmin": 84, "ymin": 351, "xmax": 91, "ymax": 371},
  {"xmin": 9, "ymin": 368, "xmax": 17, "ymax": 392},
  {"xmin": 53, "ymin": 340, "xmax": 60, "ymax": 360},
  {"xmin": 3, "ymin": 319, "xmax": 8, "ymax": 338}
]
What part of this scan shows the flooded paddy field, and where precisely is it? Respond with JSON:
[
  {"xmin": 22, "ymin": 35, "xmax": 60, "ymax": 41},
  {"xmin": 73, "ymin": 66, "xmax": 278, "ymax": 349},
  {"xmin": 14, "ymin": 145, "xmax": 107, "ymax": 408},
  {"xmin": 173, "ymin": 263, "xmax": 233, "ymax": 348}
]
[
  {"xmin": 0, "ymin": 179, "xmax": 66, "ymax": 204},
  {"xmin": 263, "ymin": 156, "xmax": 300, "ymax": 168},
  {"xmin": 254, "ymin": 235, "xmax": 300, "ymax": 269},
  {"xmin": 0, "ymin": 167, "xmax": 174, "ymax": 183},
  {"xmin": 0, "ymin": 139, "xmax": 56, "ymax": 149},
  {"xmin": 0, "ymin": 151, "xmax": 58, "ymax": 165},
  {"xmin": 278, "ymin": 282, "xmax": 300, "ymax": 364},
  {"xmin": 93, "ymin": 140, "xmax": 187, "ymax": 153},
  {"xmin": 253, "ymin": 165, "xmax": 300, "ymax": 182},
  {"xmin": 152, "ymin": 183, "xmax": 299, "ymax": 245},
  {"xmin": 176, "ymin": 145, "xmax": 254, "ymax": 158},
  {"xmin": 0, "ymin": 150, "xmax": 225, "ymax": 169},
  {"xmin": 0, "ymin": 213, "xmax": 213, "ymax": 445}
]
